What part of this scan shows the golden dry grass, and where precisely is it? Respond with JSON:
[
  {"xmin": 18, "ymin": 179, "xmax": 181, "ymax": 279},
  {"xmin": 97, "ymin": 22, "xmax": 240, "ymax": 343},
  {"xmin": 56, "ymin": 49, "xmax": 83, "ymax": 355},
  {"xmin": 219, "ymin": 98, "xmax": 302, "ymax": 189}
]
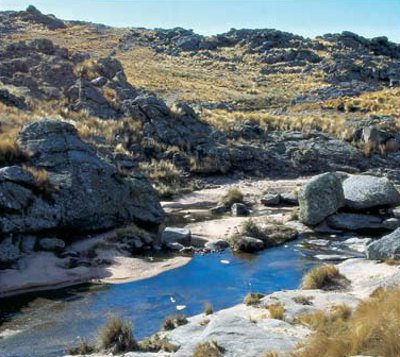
[
  {"xmin": 301, "ymin": 264, "xmax": 350, "ymax": 290},
  {"xmin": 292, "ymin": 286, "xmax": 400, "ymax": 357},
  {"xmin": 192, "ymin": 340, "xmax": 225, "ymax": 357},
  {"xmin": 98, "ymin": 316, "xmax": 137, "ymax": 353},
  {"xmin": 220, "ymin": 188, "xmax": 244, "ymax": 207},
  {"xmin": 243, "ymin": 292, "xmax": 265, "ymax": 306},
  {"xmin": 266, "ymin": 303, "xmax": 285, "ymax": 320}
]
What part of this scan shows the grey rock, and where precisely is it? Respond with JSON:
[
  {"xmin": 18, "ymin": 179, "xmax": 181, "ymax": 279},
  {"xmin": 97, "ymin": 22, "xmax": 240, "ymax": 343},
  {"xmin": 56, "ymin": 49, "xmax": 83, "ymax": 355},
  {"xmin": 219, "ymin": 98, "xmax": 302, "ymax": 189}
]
[
  {"xmin": 210, "ymin": 205, "xmax": 228, "ymax": 214},
  {"xmin": 261, "ymin": 193, "xmax": 281, "ymax": 206},
  {"xmin": 161, "ymin": 227, "xmax": 191, "ymax": 246},
  {"xmin": 389, "ymin": 206, "xmax": 400, "ymax": 218},
  {"xmin": 299, "ymin": 172, "xmax": 345, "ymax": 226},
  {"xmin": 0, "ymin": 237, "xmax": 20, "ymax": 266},
  {"xmin": 367, "ymin": 228, "xmax": 400, "ymax": 260},
  {"xmin": 343, "ymin": 175, "xmax": 400, "ymax": 210},
  {"xmin": 383, "ymin": 218, "xmax": 400, "ymax": 230},
  {"xmin": 204, "ymin": 240, "xmax": 229, "ymax": 252},
  {"xmin": 20, "ymin": 235, "xmax": 37, "ymax": 254},
  {"xmin": 231, "ymin": 203, "xmax": 250, "ymax": 216},
  {"xmin": 280, "ymin": 192, "xmax": 299, "ymax": 206},
  {"xmin": 165, "ymin": 242, "xmax": 185, "ymax": 251},
  {"xmin": 326, "ymin": 213, "xmax": 382, "ymax": 231},
  {"xmin": 231, "ymin": 236, "xmax": 264, "ymax": 253},
  {"xmin": 39, "ymin": 238, "xmax": 65, "ymax": 252}
]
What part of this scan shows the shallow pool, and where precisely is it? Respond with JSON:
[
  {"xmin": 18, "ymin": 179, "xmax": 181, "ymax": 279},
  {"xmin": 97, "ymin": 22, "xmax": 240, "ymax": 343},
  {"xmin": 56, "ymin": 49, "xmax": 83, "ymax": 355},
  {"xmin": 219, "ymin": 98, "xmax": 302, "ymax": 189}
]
[{"xmin": 0, "ymin": 240, "xmax": 317, "ymax": 357}]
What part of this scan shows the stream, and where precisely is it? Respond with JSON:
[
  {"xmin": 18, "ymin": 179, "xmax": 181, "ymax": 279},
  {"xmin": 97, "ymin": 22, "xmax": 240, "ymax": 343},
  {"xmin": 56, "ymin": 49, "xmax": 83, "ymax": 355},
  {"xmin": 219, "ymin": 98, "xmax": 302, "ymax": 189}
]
[{"xmin": 0, "ymin": 238, "xmax": 319, "ymax": 357}]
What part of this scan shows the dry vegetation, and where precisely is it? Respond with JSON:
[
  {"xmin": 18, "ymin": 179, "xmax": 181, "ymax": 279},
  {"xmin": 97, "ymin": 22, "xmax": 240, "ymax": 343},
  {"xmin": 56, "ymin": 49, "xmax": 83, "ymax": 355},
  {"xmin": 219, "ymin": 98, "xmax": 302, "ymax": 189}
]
[
  {"xmin": 243, "ymin": 292, "xmax": 265, "ymax": 306},
  {"xmin": 292, "ymin": 287, "xmax": 400, "ymax": 357},
  {"xmin": 301, "ymin": 264, "xmax": 350, "ymax": 290},
  {"xmin": 192, "ymin": 340, "xmax": 225, "ymax": 357},
  {"xmin": 220, "ymin": 188, "xmax": 244, "ymax": 207},
  {"xmin": 266, "ymin": 303, "xmax": 285, "ymax": 320}
]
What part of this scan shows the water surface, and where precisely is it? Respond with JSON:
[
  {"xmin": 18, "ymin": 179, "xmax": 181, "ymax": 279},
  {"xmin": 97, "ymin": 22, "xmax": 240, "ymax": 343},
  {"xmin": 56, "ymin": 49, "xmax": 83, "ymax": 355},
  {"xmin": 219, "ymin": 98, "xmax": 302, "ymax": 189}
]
[{"xmin": 0, "ymin": 240, "xmax": 317, "ymax": 357}]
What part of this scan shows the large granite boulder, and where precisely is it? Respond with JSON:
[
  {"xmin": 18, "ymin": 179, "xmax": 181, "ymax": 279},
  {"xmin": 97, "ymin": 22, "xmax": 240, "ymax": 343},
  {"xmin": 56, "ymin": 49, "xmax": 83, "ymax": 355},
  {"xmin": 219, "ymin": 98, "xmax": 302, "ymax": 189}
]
[
  {"xmin": 367, "ymin": 228, "xmax": 400, "ymax": 260},
  {"xmin": 343, "ymin": 175, "xmax": 400, "ymax": 210},
  {"xmin": 0, "ymin": 119, "xmax": 164, "ymax": 236},
  {"xmin": 299, "ymin": 173, "xmax": 345, "ymax": 226}
]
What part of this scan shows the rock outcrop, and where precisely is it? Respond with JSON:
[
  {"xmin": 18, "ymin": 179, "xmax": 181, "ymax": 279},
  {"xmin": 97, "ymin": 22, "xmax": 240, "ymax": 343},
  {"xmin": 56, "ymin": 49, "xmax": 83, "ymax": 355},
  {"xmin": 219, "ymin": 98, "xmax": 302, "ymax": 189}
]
[{"xmin": 0, "ymin": 119, "xmax": 164, "ymax": 267}]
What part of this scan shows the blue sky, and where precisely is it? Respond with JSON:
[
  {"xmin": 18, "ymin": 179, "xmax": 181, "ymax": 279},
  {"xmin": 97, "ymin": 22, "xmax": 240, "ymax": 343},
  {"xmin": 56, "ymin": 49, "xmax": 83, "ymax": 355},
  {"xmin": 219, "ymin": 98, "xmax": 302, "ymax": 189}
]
[{"xmin": 1, "ymin": 0, "xmax": 400, "ymax": 42}]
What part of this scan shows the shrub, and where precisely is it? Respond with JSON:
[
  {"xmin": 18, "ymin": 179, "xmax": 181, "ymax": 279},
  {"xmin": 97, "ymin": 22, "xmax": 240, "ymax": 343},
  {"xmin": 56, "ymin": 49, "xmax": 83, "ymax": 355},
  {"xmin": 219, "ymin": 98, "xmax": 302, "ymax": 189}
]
[
  {"xmin": 266, "ymin": 303, "xmax": 285, "ymax": 320},
  {"xmin": 243, "ymin": 292, "xmax": 264, "ymax": 306},
  {"xmin": 220, "ymin": 188, "xmax": 244, "ymax": 207},
  {"xmin": 192, "ymin": 340, "xmax": 225, "ymax": 357},
  {"xmin": 98, "ymin": 316, "xmax": 138, "ymax": 353},
  {"xmin": 292, "ymin": 287, "xmax": 400, "ymax": 357},
  {"xmin": 301, "ymin": 264, "xmax": 350, "ymax": 290},
  {"xmin": 204, "ymin": 302, "xmax": 214, "ymax": 315},
  {"xmin": 162, "ymin": 314, "xmax": 188, "ymax": 331},
  {"xmin": 68, "ymin": 339, "xmax": 95, "ymax": 355}
]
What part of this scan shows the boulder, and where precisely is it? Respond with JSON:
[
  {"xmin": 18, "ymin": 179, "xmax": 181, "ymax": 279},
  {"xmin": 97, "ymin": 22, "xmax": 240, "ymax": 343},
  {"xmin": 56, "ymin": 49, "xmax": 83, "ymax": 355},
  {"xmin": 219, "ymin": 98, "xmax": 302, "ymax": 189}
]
[
  {"xmin": 204, "ymin": 240, "xmax": 230, "ymax": 252},
  {"xmin": 326, "ymin": 213, "xmax": 382, "ymax": 231},
  {"xmin": 210, "ymin": 205, "xmax": 228, "ymax": 215},
  {"xmin": 230, "ymin": 236, "xmax": 264, "ymax": 253},
  {"xmin": 39, "ymin": 238, "xmax": 65, "ymax": 252},
  {"xmin": 261, "ymin": 193, "xmax": 281, "ymax": 206},
  {"xmin": 343, "ymin": 175, "xmax": 400, "ymax": 210},
  {"xmin": 280, "ymin": 192, "xmax": 299, "ymax": 206},
  {"xmin": 0, "ymin": 119, "xmax": 164, "ymax": 237},
  {"xmin": 231, "ymin": 203, "xmax": 250, "ymax": 216},
  {"xmin": 298, "ymin": 173, "xmax": 345, "ymax": 226},
  {"xmin": 162, "ymin": 227, "xmax": 191, "ymax": 246},
  {"xmin": 367, "ymin": 228, "xmax": 400, "ymax": 260}
]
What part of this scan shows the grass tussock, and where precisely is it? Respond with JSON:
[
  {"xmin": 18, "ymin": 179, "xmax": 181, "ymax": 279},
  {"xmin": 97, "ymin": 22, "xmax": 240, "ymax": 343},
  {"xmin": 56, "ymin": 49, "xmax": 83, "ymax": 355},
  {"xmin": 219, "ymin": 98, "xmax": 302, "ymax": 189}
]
[
  {"xmin": 220, "ymin": 188, "xmax": 244, "ymax": 208},
  {"xmin": 68, "ymin": 339, "xmax": 95, "ymax": 355},
  {"xmin": 293, "ymin": 286, "xmax": 400, "ymax": 357},
  {"xmin": 138, "ymin": 334, "xmax": 179, "ymax": 353},
  {"xmin": 22, "ymin": 165, "xmax": 58, "ymax": 194},
  {"xmin": 162, "ymin": 314, "xmax": 188, "ymax": 331},
  {"xmin": 266, "ymin": 303, "xmax": 285, "ymax": 320},
  {"xmin": 301, "ymin": 264, "xmax": 350, "ymax": 291},
  {"xmin": 243, "ymin": 292, "xmax": 264, "ymax": 306},
  {"xmin": 192, "ymin": 340, "xmax": 225, "ymax": 357},
  {"xmin": 241, "ymin": 219, "xmax": 297, "ymax": 247},
  {"xmin": 204, "ymin": 302, "xmax": 214, "ymax": 315},
  {"xmin": 98, "ymin": 316, "xmax": 138, "ymax": 353},
  {"xmin": 0, "ymin": 139, "xmax": 29, "ymax": 167}
]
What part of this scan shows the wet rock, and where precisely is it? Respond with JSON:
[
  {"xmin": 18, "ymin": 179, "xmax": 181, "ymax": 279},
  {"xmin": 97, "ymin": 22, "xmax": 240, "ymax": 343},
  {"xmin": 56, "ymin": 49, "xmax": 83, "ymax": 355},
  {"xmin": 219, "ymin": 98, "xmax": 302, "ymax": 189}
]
[
  {"xmin": 162, "ymin": 227, "xmax": 191, "ymax": 246},
  {"xmin": 326, "ymin": 213, "xmax": 382, "ymax": 231},
  {"xmin": 230, "ymin": 236, "xmax": 264, "ymax": 253},
  {"xmin": 204, "ymin": 240, "xmax": 229, "ymax": 252},
  {"xmin": 166, "ymin": 242, "xmax": 185, "ymax": 251},
  {"xmin": 299, "ymin": 172, "xmax": 345, "ymax": 226},
  {"xmin": 39, "ymin": 238, "xmax": 65, "ymax": 252},
  {"xmin": 367, "ymin": 228, "xmax": 400, "ymax": 260},
  {"xmin": 389, "ymin": 206, "xmax": 400, "ymax": 218},
  {"xmin": 231, "ymin": 203, "xmax": 250, "ymax": 216},
  {"xmin": 261, "ymin": 193, "xmax": 281, "ymax": 206},
  {"xmin": 343, "ymin": 175, "xmax": 400, "ymax": 210}
]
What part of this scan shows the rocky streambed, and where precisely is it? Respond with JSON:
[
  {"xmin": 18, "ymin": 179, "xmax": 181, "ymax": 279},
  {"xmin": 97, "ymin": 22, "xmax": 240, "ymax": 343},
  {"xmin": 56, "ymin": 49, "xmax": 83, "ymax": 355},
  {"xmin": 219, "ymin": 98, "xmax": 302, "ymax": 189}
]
[{"xmin": 2, "ymin": 173, "xmax": 398, "ymax": 357}]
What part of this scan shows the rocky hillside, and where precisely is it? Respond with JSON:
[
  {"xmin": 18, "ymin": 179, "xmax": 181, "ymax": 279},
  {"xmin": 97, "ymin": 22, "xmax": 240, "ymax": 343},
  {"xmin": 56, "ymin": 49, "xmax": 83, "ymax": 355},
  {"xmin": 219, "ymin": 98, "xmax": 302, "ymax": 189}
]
[{"xmin": 1, "ymin": 5, "xmax": 400, "ymax": 192}]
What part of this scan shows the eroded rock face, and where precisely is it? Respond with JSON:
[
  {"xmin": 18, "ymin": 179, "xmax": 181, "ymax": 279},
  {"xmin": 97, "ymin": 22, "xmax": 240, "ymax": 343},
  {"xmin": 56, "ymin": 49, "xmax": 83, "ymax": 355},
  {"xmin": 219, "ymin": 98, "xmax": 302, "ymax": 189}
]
[
  {"xmin": 343, "ymin": 175, "xmax": 400, "ymax": 210},
  {"xmin": 0, "ymin": 119, "xmax": 164, "ymax": 237},
  {"xmin": 299, "ymin": 172, "xmax": 345, "ymax": 226}
]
